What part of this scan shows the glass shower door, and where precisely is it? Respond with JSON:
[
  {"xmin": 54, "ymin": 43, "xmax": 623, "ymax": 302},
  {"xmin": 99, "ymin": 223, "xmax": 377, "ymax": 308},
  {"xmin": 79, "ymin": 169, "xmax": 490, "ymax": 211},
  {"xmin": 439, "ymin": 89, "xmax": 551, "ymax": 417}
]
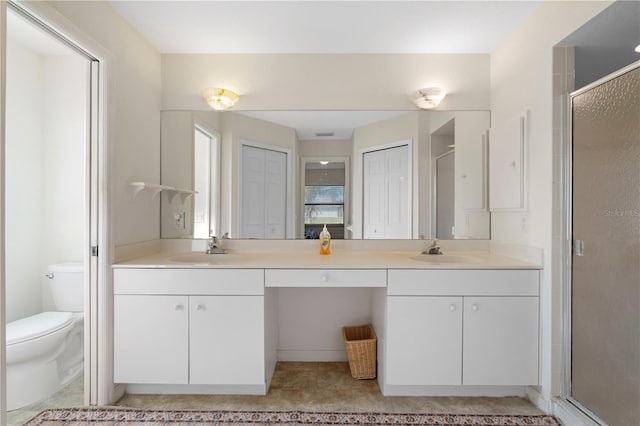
[{"xmin": 570, "ymin": 64, "xmax": 640, "ymax": 425}]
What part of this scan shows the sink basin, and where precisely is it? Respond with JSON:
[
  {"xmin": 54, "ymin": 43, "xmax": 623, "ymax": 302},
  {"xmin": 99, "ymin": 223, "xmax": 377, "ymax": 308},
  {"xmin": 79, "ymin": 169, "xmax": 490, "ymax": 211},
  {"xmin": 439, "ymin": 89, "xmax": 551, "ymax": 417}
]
[
  {"xmin": 169, "ymin": 253, "xmax": 231, "ymax": 264},
  {"xmin": 409, "ymin": 255, "xmax": 482, "ymax": 264}
]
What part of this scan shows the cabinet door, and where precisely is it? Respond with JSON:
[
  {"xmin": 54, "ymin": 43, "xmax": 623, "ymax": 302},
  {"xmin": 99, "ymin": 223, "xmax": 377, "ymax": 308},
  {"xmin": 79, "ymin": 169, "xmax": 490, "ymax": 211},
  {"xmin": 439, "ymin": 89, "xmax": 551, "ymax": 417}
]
[
  {"xmin": 463, "ymin": 297, "xmax": 539, "ymax": 385},
  {"xmin": 114, "ymin": 295, "xmax": 189, "ymax": 384},
  {"xmin": 189, "ymin": 296, "xmax": 264, "ymax": 385},
  {"xmin": 387, "ymin": 296, "xmax": 463, "ymax": 385}
]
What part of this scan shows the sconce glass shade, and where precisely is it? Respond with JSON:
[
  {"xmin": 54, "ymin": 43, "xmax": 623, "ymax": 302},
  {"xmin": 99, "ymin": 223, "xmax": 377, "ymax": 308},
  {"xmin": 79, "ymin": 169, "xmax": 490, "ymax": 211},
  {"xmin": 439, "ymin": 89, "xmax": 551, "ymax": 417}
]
[
  {"xmin": 202, "ymin": 87, "xmax": 239, "ymax": 111},
  {"xmin": 412, "ymin": 87, "xmax": 446, "ymax": 109}
]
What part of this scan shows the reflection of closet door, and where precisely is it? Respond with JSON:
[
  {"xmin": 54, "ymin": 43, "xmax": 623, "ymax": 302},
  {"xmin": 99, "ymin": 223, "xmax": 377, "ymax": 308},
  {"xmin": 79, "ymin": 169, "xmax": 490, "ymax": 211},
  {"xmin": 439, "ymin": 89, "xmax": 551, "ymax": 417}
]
[
  {"xmin": 363, "ymin": 144, "xmax": 410, "ymax": 239},
  {"xmin": 241, "ymin": 145, "xmax": 287, "ymax": 238}
]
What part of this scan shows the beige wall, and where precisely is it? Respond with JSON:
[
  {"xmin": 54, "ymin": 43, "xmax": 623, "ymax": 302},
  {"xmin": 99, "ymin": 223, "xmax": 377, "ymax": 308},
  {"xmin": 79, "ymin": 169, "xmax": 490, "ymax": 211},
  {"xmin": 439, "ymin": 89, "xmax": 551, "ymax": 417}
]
[
  {"xmin": 489, "ymin": 0, "xmax": 612, "ymax": 401},
  {"xmin": 47, "ymin": 1, "xmax": 163, "ymax": 246},
  {"xmin": 299, "ymin": 139, "xmax": 352, "ymax": 158},
  {"xmin": 162, "ymin": 54, "xmax": 490, "ymax": 111}
]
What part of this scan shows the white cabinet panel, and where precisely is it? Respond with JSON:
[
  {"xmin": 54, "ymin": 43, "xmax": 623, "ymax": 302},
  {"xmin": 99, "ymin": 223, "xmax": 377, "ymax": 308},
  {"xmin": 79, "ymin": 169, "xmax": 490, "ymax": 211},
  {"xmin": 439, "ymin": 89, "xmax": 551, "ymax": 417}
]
[
  {"xmin": 113, "ymin": 268, "xmax": 264, "ymax": 295},
  {"xmin": 387, "ymin": 296, "xmax": 462, "ymax": 385},
  {"xmin": 265, "ymin": 269, "xmax": 386, "ymax": 288},
  {"xmin": 463, "ymin": 297, "xmax": 539, "ymax": 385},
  {"xmin": 387, "ymin": 269, "xmax": 539, "ymax": 296},
  {"xmin": 114, "ymin": 295, "xmax": 189, "ymax": 384},
  {"xmin": 190, "ymin": 296, "xmax": 264, "ymax": 385}
]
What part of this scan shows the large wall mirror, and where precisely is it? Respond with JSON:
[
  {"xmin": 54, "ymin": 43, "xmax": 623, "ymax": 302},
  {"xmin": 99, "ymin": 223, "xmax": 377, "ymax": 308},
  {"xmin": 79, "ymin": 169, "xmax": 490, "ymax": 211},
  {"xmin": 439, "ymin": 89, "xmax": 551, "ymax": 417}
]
[{"xmin": 160, "ymin": 110, "xmax": 490, "ymax": 240}]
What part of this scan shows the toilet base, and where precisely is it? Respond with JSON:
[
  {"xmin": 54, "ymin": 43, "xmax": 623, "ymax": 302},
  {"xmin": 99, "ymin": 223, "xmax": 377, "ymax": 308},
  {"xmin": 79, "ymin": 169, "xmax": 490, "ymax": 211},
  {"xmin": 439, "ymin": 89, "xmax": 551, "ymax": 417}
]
[{"xmin": 7, "ymin": 314, "xmax": 84, "ymax": 411}]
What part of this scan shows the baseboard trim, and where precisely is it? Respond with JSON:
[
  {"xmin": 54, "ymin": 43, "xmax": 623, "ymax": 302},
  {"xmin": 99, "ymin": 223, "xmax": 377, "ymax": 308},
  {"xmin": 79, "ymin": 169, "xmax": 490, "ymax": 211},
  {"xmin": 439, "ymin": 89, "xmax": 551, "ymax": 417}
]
[
  {"xmin": 125, "ymin": 383, "xmax": 266, "ymax": 395},
  {"xmin": 526, "ymin": 386, "xmax": 552, "ymax": 413},
  {"xmin": 381, "ymin": 385, "xmax": 527, "ymax": 397},
  {"xmin": 277, "ymin": 350, "xmax": 347, "ymax": 362},
  {"xmin": 111, "ymin": 384, "xmax": 126, "ymax": 404}
]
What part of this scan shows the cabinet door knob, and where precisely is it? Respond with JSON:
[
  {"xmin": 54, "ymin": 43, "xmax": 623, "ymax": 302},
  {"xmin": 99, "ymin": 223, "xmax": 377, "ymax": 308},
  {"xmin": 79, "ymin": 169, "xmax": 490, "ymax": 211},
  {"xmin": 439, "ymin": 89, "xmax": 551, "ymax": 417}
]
[
  {"xmin": 196, "ymin": 304, "xmax": 205, "ymax": 311},
  {"xmin": 321, "ymin": 274, "xmax": 329, "ymax": 282},
  {"xmin": 173, "ymin": 304, "xmax": 183, "ymax": 311},
  {"xmin": 471, "ymin": 304, "xmax": 479, "ymax": 312},
  {"xmin": 449, "ymin": 304, "xmax": 457, "ymax": 312}
]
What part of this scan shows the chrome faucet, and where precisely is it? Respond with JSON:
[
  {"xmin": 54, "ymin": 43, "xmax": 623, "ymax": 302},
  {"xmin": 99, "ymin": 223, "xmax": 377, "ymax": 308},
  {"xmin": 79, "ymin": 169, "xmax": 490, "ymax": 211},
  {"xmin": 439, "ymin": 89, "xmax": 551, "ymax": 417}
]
[
  {"xmin": 423, "ymin": 239, "xmax": 443, "ymax": 255},
  {"xmin": 206, "ymin": 235, "xmax": 227, "ymax": 254}
]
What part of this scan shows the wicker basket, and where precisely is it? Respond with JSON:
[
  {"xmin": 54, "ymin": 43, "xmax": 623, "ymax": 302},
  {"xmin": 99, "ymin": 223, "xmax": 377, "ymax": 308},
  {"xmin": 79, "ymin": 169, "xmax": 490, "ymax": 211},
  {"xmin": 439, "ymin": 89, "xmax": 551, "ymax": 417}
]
[{"xmin": 342, "ymin": 324, "xmax": 377, "ymax": 379}]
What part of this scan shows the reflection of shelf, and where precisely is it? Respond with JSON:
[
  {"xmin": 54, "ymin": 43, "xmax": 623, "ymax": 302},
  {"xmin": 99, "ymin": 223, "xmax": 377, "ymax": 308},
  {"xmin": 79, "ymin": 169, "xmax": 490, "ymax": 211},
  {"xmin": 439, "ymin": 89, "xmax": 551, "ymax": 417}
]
[{"xmin": 129, "ymin": 182, "xmax": 197, "ymax": 204}]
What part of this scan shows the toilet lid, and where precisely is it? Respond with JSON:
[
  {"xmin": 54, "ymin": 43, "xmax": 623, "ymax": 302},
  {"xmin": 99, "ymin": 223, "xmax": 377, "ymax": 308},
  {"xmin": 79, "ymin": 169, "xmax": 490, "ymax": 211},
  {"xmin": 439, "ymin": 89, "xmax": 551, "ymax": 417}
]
[{"xmin": 6, "ymin": 312, "xmax": 73, "ymax": 345}]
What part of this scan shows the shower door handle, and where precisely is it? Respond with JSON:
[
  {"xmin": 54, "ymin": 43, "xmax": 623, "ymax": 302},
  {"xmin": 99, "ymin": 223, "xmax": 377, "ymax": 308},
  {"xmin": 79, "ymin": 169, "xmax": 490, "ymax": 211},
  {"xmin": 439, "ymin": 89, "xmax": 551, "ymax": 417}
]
[{"xmin": 573, "ymin": 239, "xmax": 585, "ymax": 256}]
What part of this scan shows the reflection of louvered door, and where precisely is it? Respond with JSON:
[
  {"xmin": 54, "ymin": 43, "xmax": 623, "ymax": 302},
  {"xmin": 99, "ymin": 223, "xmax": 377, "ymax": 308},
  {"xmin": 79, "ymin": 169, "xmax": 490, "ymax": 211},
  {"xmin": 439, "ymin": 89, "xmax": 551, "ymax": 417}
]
[
  {"xmin": 363, "ymin": 144, "xmax": 410, "ymax": 239},
  {"xmin": 241, "ymin": 145, "xmax": 287, "ymax": 238}
]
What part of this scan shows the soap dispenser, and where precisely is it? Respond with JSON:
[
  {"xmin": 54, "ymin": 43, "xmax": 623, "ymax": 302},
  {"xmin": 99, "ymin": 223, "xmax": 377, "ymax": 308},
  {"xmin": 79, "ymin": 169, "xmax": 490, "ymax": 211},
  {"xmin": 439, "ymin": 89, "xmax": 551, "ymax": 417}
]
[{"xmin": 319, "ymin": 224, "xmax": 331, "ymax": 255}]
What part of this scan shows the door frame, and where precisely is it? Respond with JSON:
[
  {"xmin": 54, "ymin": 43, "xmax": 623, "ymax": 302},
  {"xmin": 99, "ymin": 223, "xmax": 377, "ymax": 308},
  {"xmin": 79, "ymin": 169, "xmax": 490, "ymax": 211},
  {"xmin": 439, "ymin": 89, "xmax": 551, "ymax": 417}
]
[
  {"xmin": 1, "ymin": 0, "xmax": 113, "ymax": 417},
  {"xmin": 432, "ymin": 149, "xmax": 455, "ymax": 239},
  {"xmin": 238, "ymin": 140, "xmax": 293, "ymax": 239},
  {"xmin": 192, "ymin": 120, "xmax": 221, "ymax": 239},
  {"xmin": 359, "ymin": 139, "xmax": 413, "ymax": 239},
  {"xmin": 562, "ymin": 60, "xmax": 640, "ymax": 423}
]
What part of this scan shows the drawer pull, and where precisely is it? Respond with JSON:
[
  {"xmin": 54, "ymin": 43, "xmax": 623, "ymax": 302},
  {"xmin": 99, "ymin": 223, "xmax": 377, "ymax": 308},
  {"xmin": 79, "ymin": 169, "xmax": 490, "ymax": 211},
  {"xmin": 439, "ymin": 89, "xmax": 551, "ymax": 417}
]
[
  {"xmin": 173, "ymin": 304, "xmax": 183, "ymax": 311},
  {"xmin": 471, "ymin": 304, "xmax": 479, "ymax": 312},
  {"xmin": 449, "ymin": 304, "xmax": 457, "ymax": 312},
  {"xmin": 195, "ymin": 304, "xmax": 205, "ymax": 311},
  {"xmin": 321, "ymin": 274, "xmax": 329, "ymax": 282}
]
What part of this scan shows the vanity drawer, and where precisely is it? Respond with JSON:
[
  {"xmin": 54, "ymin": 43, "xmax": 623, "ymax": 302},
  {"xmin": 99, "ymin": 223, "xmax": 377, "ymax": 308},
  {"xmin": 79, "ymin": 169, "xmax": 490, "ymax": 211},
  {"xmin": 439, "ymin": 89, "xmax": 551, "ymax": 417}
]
[
  {"xmin": 265, "ymin": 269, "xmax": 386, "ymax": 288},
  {"xmin": 387, "ymin": 269, "xmax": 538, "ymax": 296},
  {"xmin": 113, "ymin": 268, "xmax": 264, "ymax": 295}
]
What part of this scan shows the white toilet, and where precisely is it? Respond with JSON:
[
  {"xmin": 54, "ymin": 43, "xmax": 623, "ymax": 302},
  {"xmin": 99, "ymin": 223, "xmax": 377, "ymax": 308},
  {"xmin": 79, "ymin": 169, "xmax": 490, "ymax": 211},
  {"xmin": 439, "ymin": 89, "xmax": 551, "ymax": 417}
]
[{"xmin": 6, "ymin": 262, "xmax": 84, "ymax": 411}]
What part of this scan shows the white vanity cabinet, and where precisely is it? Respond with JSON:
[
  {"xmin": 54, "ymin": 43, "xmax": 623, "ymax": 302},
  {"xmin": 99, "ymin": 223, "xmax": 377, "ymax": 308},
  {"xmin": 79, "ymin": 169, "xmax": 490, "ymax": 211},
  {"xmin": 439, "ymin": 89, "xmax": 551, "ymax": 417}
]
[
  {"xmin": 385, "ymin": 269, "xmax": 539, "ymax": 391},
  {"xmin": 113, "ymin": 268, "xmax": 266, "ymax": 390},
  {"xmin": 189, "ymin": 295, "xmax": 263, "ymax": 385},
  {"xmin": 387, "ymin": 296, "xmax": 463, "ymax": 385},
  {"xmin": 114, "ymin": 294, "xmax": 189, "ymax": 384}
]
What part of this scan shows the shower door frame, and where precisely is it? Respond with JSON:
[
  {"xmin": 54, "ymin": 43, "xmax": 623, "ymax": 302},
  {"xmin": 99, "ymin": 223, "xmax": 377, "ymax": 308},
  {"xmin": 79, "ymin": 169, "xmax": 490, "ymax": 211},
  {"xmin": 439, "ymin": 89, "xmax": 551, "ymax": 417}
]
[{"xmin": 562, "ymin": 60, "xmax": 640, "ymax": 425}]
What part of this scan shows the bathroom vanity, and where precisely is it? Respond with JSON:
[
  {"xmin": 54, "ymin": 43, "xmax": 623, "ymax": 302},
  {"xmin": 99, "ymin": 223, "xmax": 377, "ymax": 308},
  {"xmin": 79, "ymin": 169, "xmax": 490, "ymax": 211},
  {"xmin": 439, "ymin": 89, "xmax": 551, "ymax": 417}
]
[{"xmin": 112, "ymin": 248, "xmax": 540, "ymax": 396}]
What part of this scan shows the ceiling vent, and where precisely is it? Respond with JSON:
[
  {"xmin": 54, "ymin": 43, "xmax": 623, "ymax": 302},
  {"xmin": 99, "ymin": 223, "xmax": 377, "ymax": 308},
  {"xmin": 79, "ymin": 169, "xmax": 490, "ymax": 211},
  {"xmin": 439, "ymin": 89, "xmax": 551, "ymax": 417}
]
[{"xmin": 315, "ymin": 132, "xmax": 335, "ymax": 137}]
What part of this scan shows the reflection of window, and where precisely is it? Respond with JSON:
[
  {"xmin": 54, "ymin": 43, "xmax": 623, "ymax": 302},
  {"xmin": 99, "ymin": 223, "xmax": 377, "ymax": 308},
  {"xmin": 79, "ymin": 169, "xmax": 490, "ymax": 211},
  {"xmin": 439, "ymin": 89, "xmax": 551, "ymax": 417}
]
[{"xmin": 304, "ymin": 185, "xmax": 344, "ymax": 224}]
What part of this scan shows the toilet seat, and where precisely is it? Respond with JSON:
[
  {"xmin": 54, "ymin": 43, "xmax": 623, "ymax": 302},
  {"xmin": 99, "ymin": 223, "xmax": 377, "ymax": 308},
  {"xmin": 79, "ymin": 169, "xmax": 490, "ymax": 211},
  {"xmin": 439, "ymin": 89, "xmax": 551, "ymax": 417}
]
[{"xmin": 7, "ymin": 312, "xmax": 73, "ymax": 346}]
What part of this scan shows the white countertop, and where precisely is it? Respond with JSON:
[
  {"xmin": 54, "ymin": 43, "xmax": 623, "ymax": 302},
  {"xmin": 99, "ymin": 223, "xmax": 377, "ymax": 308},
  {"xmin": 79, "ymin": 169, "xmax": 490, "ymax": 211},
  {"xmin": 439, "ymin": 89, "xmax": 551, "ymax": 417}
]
[{"xmin": 113, "ymin": 250, "xmax": 542, "ymax": 270}]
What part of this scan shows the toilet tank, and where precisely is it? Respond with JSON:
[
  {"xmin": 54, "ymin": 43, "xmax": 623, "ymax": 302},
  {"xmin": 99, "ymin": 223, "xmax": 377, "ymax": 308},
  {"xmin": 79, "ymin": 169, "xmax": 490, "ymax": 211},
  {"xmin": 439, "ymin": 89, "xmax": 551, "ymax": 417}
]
[{"xmin": 48, "ymin": 262, "xmax": 84, "ymax": 312}]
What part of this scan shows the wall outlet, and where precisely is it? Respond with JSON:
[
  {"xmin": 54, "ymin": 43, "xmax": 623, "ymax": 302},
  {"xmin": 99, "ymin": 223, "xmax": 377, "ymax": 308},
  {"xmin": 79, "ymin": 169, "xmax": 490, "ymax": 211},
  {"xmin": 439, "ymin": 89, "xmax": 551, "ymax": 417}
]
[
  {"xmin": 175, "ymin": 212, "xmax": 186, "ymax": 229},
  {"xmin": 521, "ymin": 213, "xmax": 528, "ymax": 232}
]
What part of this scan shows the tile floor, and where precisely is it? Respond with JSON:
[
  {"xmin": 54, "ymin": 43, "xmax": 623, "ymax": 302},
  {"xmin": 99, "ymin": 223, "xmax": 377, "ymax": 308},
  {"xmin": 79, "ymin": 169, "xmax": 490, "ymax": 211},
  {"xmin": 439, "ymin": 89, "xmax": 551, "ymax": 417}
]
[
  {"xmin": 115, "ymin": 362, "xmax": 543, "ymax": 415},
  {"xmin": 8, "ymin": 375, "xmax": 84, "ymax": 426}
]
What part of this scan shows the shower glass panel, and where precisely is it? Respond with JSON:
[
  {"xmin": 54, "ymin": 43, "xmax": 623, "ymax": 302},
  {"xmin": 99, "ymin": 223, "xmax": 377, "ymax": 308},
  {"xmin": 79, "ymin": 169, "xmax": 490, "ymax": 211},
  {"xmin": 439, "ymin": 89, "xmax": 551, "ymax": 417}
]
[{"xmin": 571, "ymin": 64, "xmax": 640, "ymax": 425}]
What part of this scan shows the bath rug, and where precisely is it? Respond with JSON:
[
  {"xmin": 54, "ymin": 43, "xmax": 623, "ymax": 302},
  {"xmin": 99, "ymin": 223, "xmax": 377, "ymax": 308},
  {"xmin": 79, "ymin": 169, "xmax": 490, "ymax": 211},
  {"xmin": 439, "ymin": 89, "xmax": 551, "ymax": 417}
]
[{"xmin": 24, "ymin": 407, "xmax": 561, "ymax": 425}]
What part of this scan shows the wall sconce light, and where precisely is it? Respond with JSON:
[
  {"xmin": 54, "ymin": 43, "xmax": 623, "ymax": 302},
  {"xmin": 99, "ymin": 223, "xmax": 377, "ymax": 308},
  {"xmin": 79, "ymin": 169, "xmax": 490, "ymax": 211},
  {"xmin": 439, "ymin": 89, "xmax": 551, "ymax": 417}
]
[
  {"xmin": 412, "ymin": 87, "xmax": 446, "ymax": 109},
  {"xmin": 202, "ymin": 87, "xmax": 239, "ymax": 111}
]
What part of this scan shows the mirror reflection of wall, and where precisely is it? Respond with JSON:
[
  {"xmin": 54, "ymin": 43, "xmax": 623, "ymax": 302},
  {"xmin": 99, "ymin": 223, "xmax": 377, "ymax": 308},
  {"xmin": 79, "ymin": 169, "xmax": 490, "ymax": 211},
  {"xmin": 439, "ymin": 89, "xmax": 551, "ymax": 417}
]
[
  {"xmin": 160, "ymin": 110, "xmax": 490, "ymax": 240},
  {"xmin": 429, "ymin": 112, "xmax": 490, "ymax": 239},
  {"xmin": 161, "ymin": 112, "xmax": 220, "ymax": 238}
]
